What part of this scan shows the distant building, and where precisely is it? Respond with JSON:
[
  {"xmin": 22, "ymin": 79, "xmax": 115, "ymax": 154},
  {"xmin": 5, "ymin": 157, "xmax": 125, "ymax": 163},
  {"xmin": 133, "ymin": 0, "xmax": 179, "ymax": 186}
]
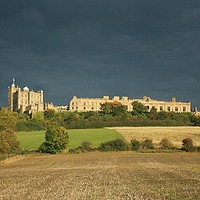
[
  {"xmin": 44, "ymin": 102, "xmax": 68, "ymax": 112},
  {"xmin": 194, "ymin": 107, "xmax": 200, "ymax": 117},
  {"xmin": 8, "ymin": 78, "xmax": 44, "ymax": 114},
  {"xmin": 69, "ymin": 95, "xmax": 191, "ymax": 113}
]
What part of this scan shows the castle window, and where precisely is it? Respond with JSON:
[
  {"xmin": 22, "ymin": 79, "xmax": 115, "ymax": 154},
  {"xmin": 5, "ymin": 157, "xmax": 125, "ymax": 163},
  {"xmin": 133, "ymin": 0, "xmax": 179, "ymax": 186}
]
[
  {"xmin": 72, "ymin": 102, "xmax": 74, "ymax": 105},
  {"xmin": 147, "ymin": 106, "xmax": 149, "ymax": 110},
  {"xmin": 168, "ymin": 107, "xmax": 170, "ymax": 111},
  {"xmin": 21, "ymin": 100, "xmax": 23, "ymax": 104},
  {"xmin": 91, "ymin": 107, "xmax": 94, "ymax": 110},
  {"xmin": 72, "ymin": 107, "xmax": 74, "ymax": 109},
  {"xmin": 31, "ymin": 94, "xmax": 33, "ymax": 97},
  {"xmin": 25, "ymin": 95, "xmax": 27, "ymax": 98},
  {"xmin": 160, "ymin": 106, "xmax": 163, "ymax": 111},
  {"xmin": 84, "ymin": 107, "xmax": 86, "ymax": 109},
  {"xmin": 76, "ymin": 106, "xmax": 78, "ymax": 109},
  {"xmin": 175, "ymin": 107, "xmax": 178, "ymax": 112},
  {"xmin": 21, "ymin": 94, "xmax": 23, "ymax": 97},
  {"xmin": 25, "ymin": 100, "xmax": 27, "ymax": 104},
  {"xmin": 37, "ymin": 96, "xmax": 39, "ymax": 99},
  {"xmin": 183, "ymin": 107, "xmax": 186, "ymax": 112}
]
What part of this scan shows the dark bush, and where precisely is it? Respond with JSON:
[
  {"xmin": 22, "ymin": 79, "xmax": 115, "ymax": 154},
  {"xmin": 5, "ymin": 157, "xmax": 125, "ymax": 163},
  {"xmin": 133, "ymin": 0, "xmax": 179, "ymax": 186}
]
[
  {"xmin": 68, "ymin": 148, "xmax": 81, "ymax": 154},
  {"xmin": 130, "ymin": 139, "xmax": 140, "ymax": 151},
  {"xmin": 98, "ymin": 139, "xmax": 127, "ymax": 152},
  {"xmin": 16, "ymin": 148, "xmax": 30, "ymax": 155},
  {"xmin": 159, "ymin": 138, "xmax": 174, "ymax": 149},
  {"xmin": 68, "ymin": 141, "xmax": 94, "ymax": 153},
  {"xmin": 141, "ymin": 139, "xmax": 154, "ymax": 149},
  {"xmin": 181, "ymin": 138, "xmax": 195, "ymax": 152},
  {"xmin": 80, "ymin": 141, "xmax": 94, "ymax": 152}
]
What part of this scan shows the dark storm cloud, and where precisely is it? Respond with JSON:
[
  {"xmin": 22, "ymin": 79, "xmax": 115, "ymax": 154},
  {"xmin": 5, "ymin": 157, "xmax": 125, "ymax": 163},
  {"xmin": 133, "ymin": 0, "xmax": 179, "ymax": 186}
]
[{"xmin": 0, "ymin": 0, "xmax": 200, "ymax": 107}]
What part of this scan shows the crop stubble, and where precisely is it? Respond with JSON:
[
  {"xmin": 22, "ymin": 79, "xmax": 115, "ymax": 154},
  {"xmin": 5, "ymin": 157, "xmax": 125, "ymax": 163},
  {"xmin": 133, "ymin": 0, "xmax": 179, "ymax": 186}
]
[
  {"xmin": 0, "ymin": 153, "xmax": 199, "ymax": 200},
  {"xmin": 108, "ymin": 126, "xmax": 200, "ymax": 147}
]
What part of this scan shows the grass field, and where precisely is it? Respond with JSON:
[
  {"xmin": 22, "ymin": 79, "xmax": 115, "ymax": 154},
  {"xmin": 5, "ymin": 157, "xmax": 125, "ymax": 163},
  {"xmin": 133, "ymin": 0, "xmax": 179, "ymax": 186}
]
[
  {"xmin": 108, "ymin": 126, "xmax": 200, "ymax": 148},
  {"xmin": 17, "ymin": 129, "xmax": 124, "ymax": 150},
  {"xmin": 0, "ymin": 152, "xmax": 199, "ymax": 199}
]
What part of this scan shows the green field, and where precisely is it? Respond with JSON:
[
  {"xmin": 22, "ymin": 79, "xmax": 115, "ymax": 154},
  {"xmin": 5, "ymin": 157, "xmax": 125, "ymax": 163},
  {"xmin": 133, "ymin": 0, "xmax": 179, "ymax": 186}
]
[{"xmin": 17, "ymin": 129, "xmax": 123, "ymax": 150}]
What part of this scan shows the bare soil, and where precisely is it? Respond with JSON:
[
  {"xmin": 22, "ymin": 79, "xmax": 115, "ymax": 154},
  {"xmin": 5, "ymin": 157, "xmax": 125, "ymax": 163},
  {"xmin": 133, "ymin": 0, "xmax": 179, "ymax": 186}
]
[
  {"xmin": 0, "ymin": 152, "xmax": 199, "ymax": 200},
  {"xmin": 108, "ymin": 126, "xmax": 200, "ymax": 147}
]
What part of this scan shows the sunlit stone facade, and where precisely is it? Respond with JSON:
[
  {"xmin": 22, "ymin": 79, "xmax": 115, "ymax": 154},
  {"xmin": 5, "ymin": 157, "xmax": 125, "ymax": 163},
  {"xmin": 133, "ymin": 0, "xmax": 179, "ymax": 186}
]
[
  {"xmin": 70, "ymin": 95, "xmax": 191, "ymax": 113},
  {"xmin": 8, "ymin": 79, "xmax": 44, "ymax": 114},
  {"xmin": 44, "ymin": 102, "xmax": 68, "ymax": 112}
]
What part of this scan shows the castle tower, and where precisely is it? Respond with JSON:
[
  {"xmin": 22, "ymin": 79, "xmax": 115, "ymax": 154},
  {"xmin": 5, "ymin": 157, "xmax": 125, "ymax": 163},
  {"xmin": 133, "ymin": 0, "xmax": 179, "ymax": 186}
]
[{"xmin": 8, "ymin": 78, "xmax": 17, "ymax": 112}]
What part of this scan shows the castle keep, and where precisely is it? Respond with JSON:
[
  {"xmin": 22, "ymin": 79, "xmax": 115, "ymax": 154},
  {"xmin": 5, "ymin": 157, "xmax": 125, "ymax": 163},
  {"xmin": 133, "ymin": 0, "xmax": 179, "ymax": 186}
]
[
  {"xmin": 8, "ymin": 79, "xmax": 44, "ymax": 114},
  {"xmin": 70, "ymin": 95, "xmax": 191, "ymax": 113}
]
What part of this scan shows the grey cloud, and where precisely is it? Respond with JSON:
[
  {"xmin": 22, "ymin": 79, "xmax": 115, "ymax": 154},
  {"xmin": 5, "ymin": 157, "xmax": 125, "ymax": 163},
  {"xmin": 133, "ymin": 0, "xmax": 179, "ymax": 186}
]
[{"xmin": 0, "ymin": 0, "xmax": 200, "ymax": 108}]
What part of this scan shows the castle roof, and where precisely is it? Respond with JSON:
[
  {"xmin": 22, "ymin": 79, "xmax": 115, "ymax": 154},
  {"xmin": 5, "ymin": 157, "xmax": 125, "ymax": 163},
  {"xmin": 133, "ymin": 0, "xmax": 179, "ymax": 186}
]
[{"xmin": 23, "ymin": 86, "xmax": 29, "ymax": 91}]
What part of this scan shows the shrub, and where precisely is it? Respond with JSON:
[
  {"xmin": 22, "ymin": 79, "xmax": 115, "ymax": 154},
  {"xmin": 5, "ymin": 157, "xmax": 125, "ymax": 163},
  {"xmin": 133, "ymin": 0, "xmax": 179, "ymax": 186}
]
[
  {"xmin": 181, "ymin": 138, "xmax": 195, "ymax": 152},
  {"xmin": 16, "ymin": 148, "xmax": 30, "ymax": 155},
  {"xmin": 80, "ymin": 141, "xmax": 94, "ymax": 152},
  {"xmin": 68, "ymin": 141, "xmax": 94, "ymax": 153},
  {"xmin": 38, "ymin": 126, "xmax": 69, "ymax": 154},
  {"xmin": 130, "ymin": 139, "xmax": 140, "ymax": 151},
  {"xmin": 98, "ymin": 139, "xmax": 127, "ymax": 152},
  {"xmin": 159, "ymin": 138, "xmax": 174, "ymax": 149},
  {"xmin": 141, "ymin": 139, "xmax": 154, "ymax": 149}
]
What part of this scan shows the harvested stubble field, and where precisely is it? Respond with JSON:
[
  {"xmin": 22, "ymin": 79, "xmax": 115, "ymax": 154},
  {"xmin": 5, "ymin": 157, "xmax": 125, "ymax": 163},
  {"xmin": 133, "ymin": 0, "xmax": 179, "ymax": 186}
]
[
  {"xmin": 108, "ymin": 126, "xmax": 200, "ymax": 148},
  {"xmin": 0, "ymin": 153, "xmax": 200, "ymax": 200}
]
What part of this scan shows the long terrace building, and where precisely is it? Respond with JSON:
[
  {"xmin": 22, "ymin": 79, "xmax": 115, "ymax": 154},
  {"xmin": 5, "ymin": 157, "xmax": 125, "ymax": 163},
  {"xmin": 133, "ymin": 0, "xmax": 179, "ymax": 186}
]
[{"xmin": 69, "ymin": 96, "xmax": 191, "ymax": 113}]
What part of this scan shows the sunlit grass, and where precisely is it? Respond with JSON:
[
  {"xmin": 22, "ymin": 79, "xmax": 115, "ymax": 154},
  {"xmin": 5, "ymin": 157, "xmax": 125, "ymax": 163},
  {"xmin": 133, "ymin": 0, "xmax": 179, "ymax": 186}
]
[{"xmin": 17, "ymin": 129, "xmax": 123, "ymax": 150}]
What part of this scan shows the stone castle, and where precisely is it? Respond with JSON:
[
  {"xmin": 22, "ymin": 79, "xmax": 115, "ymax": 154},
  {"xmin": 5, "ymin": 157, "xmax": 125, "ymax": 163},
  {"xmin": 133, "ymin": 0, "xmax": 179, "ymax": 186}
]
[
  {"xmin": 8, "ymin": 78, "xmax": 43, "ymax": 114},
  {"xmin": 8, "ymin": 79, "xmax": 192, "ymax": 114}
]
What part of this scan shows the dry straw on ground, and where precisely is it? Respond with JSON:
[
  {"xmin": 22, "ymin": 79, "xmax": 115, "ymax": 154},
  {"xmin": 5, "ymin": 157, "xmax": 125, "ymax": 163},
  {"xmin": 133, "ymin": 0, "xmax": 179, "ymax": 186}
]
[
  {"xmin": 0, "ymin": 153, "xmax": 200, "ymax": 199},
  {"xmin": 107, "ymin": 126, "xmax": 200, "ymax": 147}
]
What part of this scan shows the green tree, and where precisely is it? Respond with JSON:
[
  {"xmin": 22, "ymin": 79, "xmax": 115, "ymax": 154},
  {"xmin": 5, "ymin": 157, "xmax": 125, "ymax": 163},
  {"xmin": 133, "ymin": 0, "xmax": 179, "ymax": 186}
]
[
  {"xmin": 132, "ymin": 101, "xmax": 148, "ymax": 116},
  {"xmin": 100, "ymin": 102, "xmax": 127, "ymax": 117},
  {"xmin": 0, "ymin": 130, "xmax": 20, "ymax": 154},
  {"xmin": 39, "ymin": 126, "xmax": 69, "ymax": 154},
  {"xmin": 44, "ymin": 109, "xmax": 55, "ymax": 120},
  {"xmin": 157, "ymin": 111, "xmax": 168, "ymax": 120},
  {"xmin": 0, "ymin": 108, "xmax": 18, "ymax": 132},
  {"xmin": 100, "ymin": 102, "xmax": 114, "ymax": 115},
  {"xmin": 148, "ymin": 107, "xmax": 158, "ymax": 120},
  {"xmin": 0, "ymin": 108, "xmax": 20, "ymax": 154}
]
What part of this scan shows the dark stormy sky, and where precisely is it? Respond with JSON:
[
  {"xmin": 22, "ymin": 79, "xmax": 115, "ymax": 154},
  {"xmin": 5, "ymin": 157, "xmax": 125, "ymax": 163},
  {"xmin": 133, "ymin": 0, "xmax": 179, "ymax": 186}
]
[{"xmin": 0, "ymin": 0, "xmax": 200, "ymax": 108}]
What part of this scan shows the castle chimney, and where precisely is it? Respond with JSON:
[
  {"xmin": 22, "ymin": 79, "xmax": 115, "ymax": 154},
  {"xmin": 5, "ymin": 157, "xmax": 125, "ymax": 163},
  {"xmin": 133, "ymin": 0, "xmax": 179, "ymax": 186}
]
[{"xmin": 171, "ymin": 97, "xmax": 176, "ymax": 102}]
